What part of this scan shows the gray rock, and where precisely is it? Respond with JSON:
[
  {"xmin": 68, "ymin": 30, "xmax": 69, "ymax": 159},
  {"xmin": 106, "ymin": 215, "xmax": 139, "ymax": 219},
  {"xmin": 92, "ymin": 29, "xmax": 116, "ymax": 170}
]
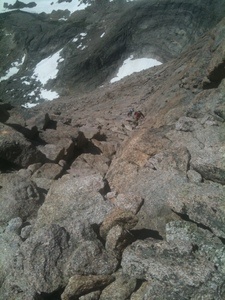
[
  {"xmin": 34, "ymin": 174, "xmax": 112, "ymax": 231},
  {"xmin": 99, "ymin": 270, "xmax": 136, "ymax": 300},
  {"xmin": 77, "ymin": 153, "xmax": 110, "ymax": 176},
  {"xmin": 32, "ymin": 162, "xmax": 64, "ymax": 179},
  {"xmin": 167, "ymin": 181, "xmax": 225, "ymax": 238},
  {"xmin": 121, "ymin": 220, "xmax": 225, "ymax": 299},
  {"xmin": 99, "ymin": 208, "xmax": 138, "ymax": 240},
  {"xmin": 0, "ymin": 2, "xmax": 225, "ymax": 300},
  {"xmin": 69, "ymin": 155, "xmax": 99, "ymax": 177},
  {"xmin": 79, "ymin": 125, "xmax": 101, "ymax": 140},
  {"xmin": 31, "ymin": 177, "xmax": 54, "ymax": 192},
  {"xmin": 20, "ymin": 224, "xmax": 70, "ymax": 293},
  {"xmin": 61, "ymin": 275, "xmax": 114, "ymax": 300},
  {"xmin": 1, "ymin": 1, "xmax": 225, "ymax": 106},
  {"xmin": 20, "ymin": 224, "xmax": 33, "ymax": 240},
  {"xmin": 192, "ymin": 163, "xmax": 225, "ymax": 185},
  {"xmin": 37, "ymin": 138, "xmax": 74, "ymax": 163},
  {"xmin": 26, "ymin": 113, "xmax": 51, "ymax": 131},
  {"xmin": 122, "ymin": 239, "xmax": 213, "ymax": 283},
  {"xmin": 130, "ymin": 281, "xmax": 150, "ymax": 300},
  {"xmin": 0, "ymin": 231, "xmax": 22, "ymax": 287},
  {"xmin": 5, "ymin": 217, "xmax": 22, "ymax": 234},
  {"xmin": 64, "ymin": 240, "xmax": 118, "ymax": 278},
  {"xmin": 0, "ymin": 274, "xmax": 37, "ymax": 300},
  {"xmin": 167, "ymin": 118, "xmax": 225, "ymax": 184},
  {"xmin": 105, "ymin": 225, "xmax": 132, "ymax": 259},
  {"xmin": 108, "ymin": 193, "xmax": 144, "ymax": 215},
  {"xmin": 79, "ymin": 291, "xmax": 101, "ymax": 300},
  {"xmin": 92, "ymin": 139, "xmax": 118, "ymax": 158},
  {"xmin": 175, "ymin": 116, "xmax": 197, "ymax": 132},
  {"xmin": 187, "ymin": 169, "xmax": 202, "ymax": 183},
  {"xmin": 0, "ymin": 173, "xmax": 41, "ymax": 225},
  {"xmin": 0, "ymin": 123, "xmax": 46, "ymax": 169},
  {"xmin": 27, "ymin": 163, "xmax": 43, "ymax": 174}
]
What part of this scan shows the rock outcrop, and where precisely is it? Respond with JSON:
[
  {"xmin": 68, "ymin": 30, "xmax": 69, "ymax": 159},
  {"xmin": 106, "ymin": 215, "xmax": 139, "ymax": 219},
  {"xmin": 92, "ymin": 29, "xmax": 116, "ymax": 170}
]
[
  {"xmin": 1, "ymin": 0, "xmax": 225, "ymax": 105},
  {"xmin": 0, "ymin": 0, "xmax": 225, "ymax": 299}
]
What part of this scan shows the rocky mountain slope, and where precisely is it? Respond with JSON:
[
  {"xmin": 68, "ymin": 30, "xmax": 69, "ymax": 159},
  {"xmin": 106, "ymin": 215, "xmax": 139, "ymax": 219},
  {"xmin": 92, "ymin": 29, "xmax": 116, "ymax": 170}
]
[
  {"xmin": 1, "ymin": 0, "xmax": 225, "ymax": 106},
  {"xmin": 0, "ymin": 0, "xmax": 225, "ymax": 299}
]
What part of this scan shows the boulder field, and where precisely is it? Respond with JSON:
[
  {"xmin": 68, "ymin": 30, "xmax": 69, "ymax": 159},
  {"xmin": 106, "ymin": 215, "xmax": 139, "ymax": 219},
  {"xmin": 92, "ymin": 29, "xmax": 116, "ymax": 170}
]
[{"xmin": 0, "ymin": 1, "xmax": 225, "ymax": 299}]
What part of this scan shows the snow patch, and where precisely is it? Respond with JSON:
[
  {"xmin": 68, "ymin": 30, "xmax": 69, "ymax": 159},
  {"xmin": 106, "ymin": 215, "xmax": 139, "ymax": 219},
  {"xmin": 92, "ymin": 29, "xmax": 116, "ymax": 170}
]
[
  {"xmin": 110, "ymin": 55, "xmax": 162, "ymax": 83},
  {"xmin": 77, "ymin": 43, "xmax": 87, "ymax": 50},
  {"xmin": 0, "ymin": 54, "xmax": 26, "ymax": 82},
  {"xmin": 21, "ymin": 102, "xmax": 38, "ymax": 108},
  {"xmin": 80, "ymin": 33, "xmax": 87, "ymax": 38},
  {"xmin": 72, "ymin": 33, "xmax": 88, "ymax": 48},
  {"xmin": 0, "ymin": 0, "xmax": 90, "ymax": 16},
  {"xmin": 22, "ymin": 49, "xmax": 63, "ymax": 104},
  {"xmin": 32, "ymin": 49, "xmax": 63, "ymax": 85},
  {"xmin": 22, "ymin": 80, "xmax": 30, "ymax": 85},
  {"xmin": 40, "ymin": 88, "xmax": 59, "ymax": 100}
]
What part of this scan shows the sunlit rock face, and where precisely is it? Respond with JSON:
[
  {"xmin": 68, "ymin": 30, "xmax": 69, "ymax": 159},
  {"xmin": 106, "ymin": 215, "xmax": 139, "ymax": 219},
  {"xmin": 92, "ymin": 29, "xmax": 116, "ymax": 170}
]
[
  {"xmin": 0, "ymin": 1, "xmax": 225, "ymax": 300},
  {"xmin": 0, "ymin": 0, "xmax": 225, "ymax": 106}
]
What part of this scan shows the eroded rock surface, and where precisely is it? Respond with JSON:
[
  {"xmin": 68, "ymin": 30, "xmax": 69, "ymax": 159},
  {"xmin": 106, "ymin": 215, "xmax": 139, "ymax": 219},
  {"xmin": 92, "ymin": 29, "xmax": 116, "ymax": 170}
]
[{"xmin": 0, "ymin": 1, "xmax": 225, "ymax": 299}]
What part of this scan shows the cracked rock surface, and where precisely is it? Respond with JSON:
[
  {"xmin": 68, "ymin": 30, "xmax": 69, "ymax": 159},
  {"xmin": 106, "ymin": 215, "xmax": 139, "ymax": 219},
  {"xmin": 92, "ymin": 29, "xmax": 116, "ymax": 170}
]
[{"xmin": 0, "ymin": 1, "xmax": 225, "ymax": 299}]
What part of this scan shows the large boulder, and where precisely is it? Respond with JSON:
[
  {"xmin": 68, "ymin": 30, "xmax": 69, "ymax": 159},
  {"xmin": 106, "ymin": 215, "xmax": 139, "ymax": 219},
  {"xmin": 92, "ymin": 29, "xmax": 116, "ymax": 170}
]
[
  {"xmin": 121, "ymin": 220, "xmax": 225, "ymax": 299},
  {"xmin": 99, "ymin": 270, "xmax": 137, "ymax": 300},
  {"xmin": 64, "ymin": 238, "xmax": 118, "ymax": 279},
  {"xmin": 20, "ymin": 224, "xmax": 70, "ymax": 293},
  {"xmin": 0, "ymin": 173, "xmax": 42, "ymax": 225},
  {"xmin": 69, "ymin": 153, "xmax": 110, "ymax": 176},
  {"xmin": 61, "ymin": 275, "xmax": 115, "ymax": 300},
  {"xmin": 34, "ymin": 173, "xmax": 113, "ymax": 231},
  {"xmin": 0, "ymin": 123, "xmax": 46, "ymax": 169},
  {"xmin": 167, "ymin": 181, "xmax": 225, "ymax": 238},
  {"xmin": 0, "ymin": 231, "xmax": 22, "ymax": 287}
]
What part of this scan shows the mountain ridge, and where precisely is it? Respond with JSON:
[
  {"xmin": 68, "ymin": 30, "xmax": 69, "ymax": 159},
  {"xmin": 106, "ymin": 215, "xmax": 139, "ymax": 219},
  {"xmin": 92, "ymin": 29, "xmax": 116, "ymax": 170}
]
[
  {"xmin": 0, "ymin": 1, "xmax": 225, "ymax": 299},
  {"xmin": 1, "ymin": 0, "xmax": 225, "ymax": 106}
]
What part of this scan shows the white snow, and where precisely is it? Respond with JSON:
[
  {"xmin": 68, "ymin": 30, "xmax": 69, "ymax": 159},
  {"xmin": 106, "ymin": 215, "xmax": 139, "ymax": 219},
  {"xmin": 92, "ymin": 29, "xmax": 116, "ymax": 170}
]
[
  {"xmin": 40, "ymin": 88, "xmax": 59, "ymax": 100},
  {"xmin": 77, "ymin": 43, "xmax": 87, "ymax": 50},
  {"xmin": 21, "ymin": 49, "xmax": 63, "ymax": 105},
  {"xmin": 72, "ymin": 33, "xmax": 87, "ymax": 43},
  {"xmin": 22, "ymin": 80, "xmax": 30, "ymax": 85},
  {"xmin": 110, "ymin": 55, "xmax": 162, "ymax": 83},
  {"xmin": 21, "ymin": 87, "xmax": 59, "ymax": 109},
  {"xmin": 110, "ymin": 0, "xmax": 135, "ymax": 2},
  {"xmin": 28, "ymin": 91, "xmax": 36, "ymax": 96},
  {"xmin": 0, "ymin": 0, "xmax": 90, "ymax": 16},
  {"xmin": 21, "ymin": 102, "xmax": 38, "ymax": 108},
  {"xmin": 0, "ymin": 66, "xmax": 20, "ymax": 82},
  {"xmin": 32, "ymin": 49, "xmax": 63, "ymax": 85},
  {"xmin": 0, "ymin": 54, "xmax": 26, "ymax": 82}
]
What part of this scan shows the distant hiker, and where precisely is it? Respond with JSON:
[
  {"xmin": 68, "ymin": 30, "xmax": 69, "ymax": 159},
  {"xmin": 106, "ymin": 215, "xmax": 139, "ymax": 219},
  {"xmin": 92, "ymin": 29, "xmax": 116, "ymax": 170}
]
[
  {"xmin": 127, "ymin": 108, "xmax": 134, "ymax": 117},
  {"xmin": 133, "ymin": 110, "xmax": 145, "ymax": 126},
  {"xmin": 134, "ymin": 110, "xmax": 145, "ymax": 121},
  {"xmin": 126, "ymin": 108, "xmax": 145, "ymax": 127}
]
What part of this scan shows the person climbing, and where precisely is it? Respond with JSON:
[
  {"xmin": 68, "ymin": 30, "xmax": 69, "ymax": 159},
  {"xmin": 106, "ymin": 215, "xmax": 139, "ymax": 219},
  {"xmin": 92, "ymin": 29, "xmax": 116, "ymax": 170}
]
[
  {"xmin": 133, "ymin": 110, "xmax": 145, "ymax": 126},
  {"xmin": 127, "ymin": 108, "xmax": 134, "ymax": 117},
  {"xmin": 134, "ymin": 110, "xmax": 144, "ymax": 121},
  {"xmin": 126, "ymin": 108, "xmax": 144, "ymax": 127}
]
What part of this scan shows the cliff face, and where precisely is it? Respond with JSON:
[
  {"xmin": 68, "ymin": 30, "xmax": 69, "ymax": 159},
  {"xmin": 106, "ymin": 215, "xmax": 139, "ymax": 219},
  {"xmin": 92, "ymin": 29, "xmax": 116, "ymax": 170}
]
[
  {"xmin": 0, "ymin": 0, "xmax": 225, "ymax": 106},
  {"xmin": 0, "ymin": 1, "xmax": 225, "ymax": 300}
]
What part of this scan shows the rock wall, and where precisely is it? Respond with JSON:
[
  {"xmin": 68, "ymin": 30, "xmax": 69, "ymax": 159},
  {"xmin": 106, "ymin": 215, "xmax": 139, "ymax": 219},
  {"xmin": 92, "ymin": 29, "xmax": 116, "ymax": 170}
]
[
  {"xmin": 1, "ymin": 0, "xmax": 225, "ymax": 105},
  {"xmin": 0, "ymin": 1, "xmax": 225, "ymax": 300}
]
